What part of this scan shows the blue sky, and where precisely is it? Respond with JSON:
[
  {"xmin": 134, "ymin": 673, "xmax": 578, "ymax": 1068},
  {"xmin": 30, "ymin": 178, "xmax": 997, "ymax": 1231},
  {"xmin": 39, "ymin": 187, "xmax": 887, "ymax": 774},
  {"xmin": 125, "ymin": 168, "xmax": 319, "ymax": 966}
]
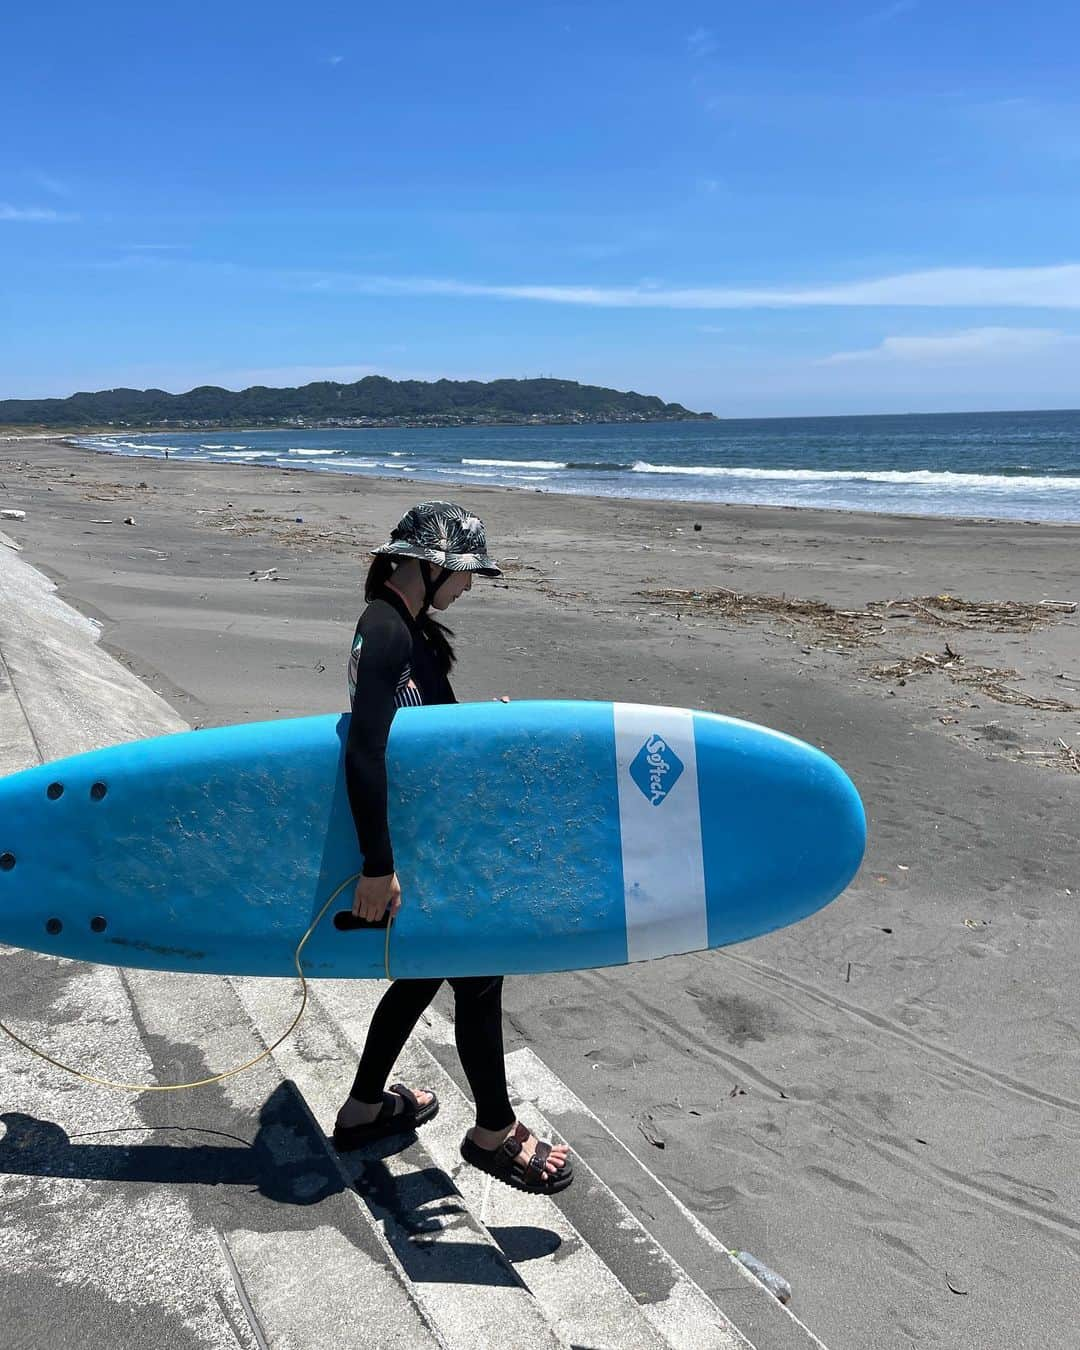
[{"xmin": 3, "ymin": 0, "xmax": 1080, "ymax": 416}]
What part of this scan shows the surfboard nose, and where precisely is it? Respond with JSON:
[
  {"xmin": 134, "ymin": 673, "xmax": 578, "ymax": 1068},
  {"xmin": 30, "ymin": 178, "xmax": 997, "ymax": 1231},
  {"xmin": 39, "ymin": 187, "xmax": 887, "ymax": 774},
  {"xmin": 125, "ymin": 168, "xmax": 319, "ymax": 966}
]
[{"xmin": 692, "ymin": 711, "xmax": 867, "ymax": 946}]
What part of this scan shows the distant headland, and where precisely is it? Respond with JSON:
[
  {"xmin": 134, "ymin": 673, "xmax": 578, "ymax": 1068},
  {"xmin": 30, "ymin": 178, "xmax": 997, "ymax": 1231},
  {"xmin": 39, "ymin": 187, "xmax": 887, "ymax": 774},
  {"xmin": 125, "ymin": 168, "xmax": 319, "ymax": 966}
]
[{"xmin": 0, "ymin": 376, "xmax": 715, "ymax": 430}]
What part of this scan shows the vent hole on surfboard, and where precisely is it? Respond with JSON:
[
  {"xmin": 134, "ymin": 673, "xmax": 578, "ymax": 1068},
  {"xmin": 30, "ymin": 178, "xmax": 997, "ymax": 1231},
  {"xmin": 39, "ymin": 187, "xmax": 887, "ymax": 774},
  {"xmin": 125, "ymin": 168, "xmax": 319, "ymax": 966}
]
[
  {"xmin": 45, "ymin": 918, "xmax": 62, "ymax": 935},
  {"xmin": 0, "ymin": 853, "xmax": 14, "ymax": 871},
  {"xmin": 47, "ymin": 782, "xmax": 64, "ymax": 800},
  {"xmin": 90, "ymin": 782, "xmax": 108, "ymax": 801},
  {"xmin": 90, "ymin": 916, "xmax": 107, "ymax": 933}
]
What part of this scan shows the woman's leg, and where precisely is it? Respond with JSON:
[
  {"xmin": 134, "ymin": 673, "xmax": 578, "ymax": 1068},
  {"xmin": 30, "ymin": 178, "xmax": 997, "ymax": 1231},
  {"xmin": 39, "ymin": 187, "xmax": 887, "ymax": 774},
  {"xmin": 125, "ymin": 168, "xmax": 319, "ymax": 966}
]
[
  {"xmin": 451, "ymin": 975, "xmax": 571, "ymax": 1179},
  {"xmin": 337, "ymin": 977, "xmax": 442, "ymax": 1126},
  {"xmin": 448, "ymin": 975, "xmax": 514, "ymax": 1130}
]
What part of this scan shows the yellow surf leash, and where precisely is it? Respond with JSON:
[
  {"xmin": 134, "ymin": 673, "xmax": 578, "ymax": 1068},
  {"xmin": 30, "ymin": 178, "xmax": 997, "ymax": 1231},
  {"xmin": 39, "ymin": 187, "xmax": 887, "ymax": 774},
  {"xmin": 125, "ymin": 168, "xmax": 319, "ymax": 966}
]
[{"xmin": 0, "ymin": 873, "xmax": 395, "ymax": 1092}]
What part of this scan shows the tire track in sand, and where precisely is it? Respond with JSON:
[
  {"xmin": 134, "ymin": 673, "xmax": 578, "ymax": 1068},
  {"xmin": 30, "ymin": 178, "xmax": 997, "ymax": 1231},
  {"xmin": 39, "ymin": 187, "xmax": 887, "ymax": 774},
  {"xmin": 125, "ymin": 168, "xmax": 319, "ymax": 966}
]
[{"xmin": 579, "ymin": 967, "xmax": 1080, "ymax": 1254}]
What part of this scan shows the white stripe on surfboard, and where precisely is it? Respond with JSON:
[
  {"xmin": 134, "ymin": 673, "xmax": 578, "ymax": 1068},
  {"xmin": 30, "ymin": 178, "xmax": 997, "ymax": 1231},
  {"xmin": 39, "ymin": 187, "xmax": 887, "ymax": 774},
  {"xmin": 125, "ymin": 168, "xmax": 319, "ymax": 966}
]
[{"xmin": 613, "ymin": 703, "xmax": 708, "ymax": 963}]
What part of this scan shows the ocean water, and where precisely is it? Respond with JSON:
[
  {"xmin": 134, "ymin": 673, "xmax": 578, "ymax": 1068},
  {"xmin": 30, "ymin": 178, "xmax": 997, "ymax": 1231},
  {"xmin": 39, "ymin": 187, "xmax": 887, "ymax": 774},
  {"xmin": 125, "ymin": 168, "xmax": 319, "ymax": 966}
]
[{"xmin": 74, "ymin": 409, "xmax": 1080, "ymax": 523}]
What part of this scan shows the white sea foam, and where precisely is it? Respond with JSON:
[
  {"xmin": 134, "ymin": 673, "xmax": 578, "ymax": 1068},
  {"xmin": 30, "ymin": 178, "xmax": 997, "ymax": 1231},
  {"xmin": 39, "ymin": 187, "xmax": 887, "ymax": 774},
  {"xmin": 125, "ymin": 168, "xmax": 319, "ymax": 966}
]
[
  {"xmin": 285, "ymin": 447, "xmax": 337, "ymax": 456},
  {"xmin": 190, "ymin": 448, "xmax": 273, "ymax": 461},
  {"xmin": 462, "ymin": 457, "xmax": 567, "ymax": 469},
  {"xmin": 630, "ymin": 462, "xmax": 1080, "ymax": 490}
]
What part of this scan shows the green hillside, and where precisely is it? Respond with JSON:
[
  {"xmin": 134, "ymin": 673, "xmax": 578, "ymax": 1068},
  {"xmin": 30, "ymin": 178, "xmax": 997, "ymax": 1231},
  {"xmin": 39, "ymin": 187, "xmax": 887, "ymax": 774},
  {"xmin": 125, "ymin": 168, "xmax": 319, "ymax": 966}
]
[{"xmin": 0, "ymin": 376, "xmax": 713, "ymax": 428}]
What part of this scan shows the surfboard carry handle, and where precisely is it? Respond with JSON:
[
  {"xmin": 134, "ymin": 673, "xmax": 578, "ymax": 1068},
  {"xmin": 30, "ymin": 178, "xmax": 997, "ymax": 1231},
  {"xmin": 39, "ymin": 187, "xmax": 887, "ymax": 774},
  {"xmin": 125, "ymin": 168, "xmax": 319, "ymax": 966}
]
[{"xmin": 332, "ymin": 909, "xmax": 391, "ymax": 932}]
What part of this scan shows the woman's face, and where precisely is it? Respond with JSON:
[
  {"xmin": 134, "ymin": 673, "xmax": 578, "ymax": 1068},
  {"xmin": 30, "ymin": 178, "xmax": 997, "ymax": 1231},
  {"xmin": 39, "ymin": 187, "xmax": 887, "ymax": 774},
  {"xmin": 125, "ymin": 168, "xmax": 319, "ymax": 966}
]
[{"xmin": 431, "ymin": 568, "xmax": 473, "ymax": 610}]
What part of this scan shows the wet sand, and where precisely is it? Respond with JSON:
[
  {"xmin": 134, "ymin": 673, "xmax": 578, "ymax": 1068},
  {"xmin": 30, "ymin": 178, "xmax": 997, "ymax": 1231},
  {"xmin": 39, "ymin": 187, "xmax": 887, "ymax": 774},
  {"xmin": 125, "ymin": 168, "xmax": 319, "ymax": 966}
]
[{"xmin": 2, "ymin": 437, "xmax": 1079, "ymax": 1348}]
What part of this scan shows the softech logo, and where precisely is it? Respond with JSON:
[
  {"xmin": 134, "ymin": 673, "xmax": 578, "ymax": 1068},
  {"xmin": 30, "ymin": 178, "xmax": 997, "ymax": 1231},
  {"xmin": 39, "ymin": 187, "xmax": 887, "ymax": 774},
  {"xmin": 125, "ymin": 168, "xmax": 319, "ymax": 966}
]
[{"xmin": 629, "ymin": 734, "xmax": 685, "ymax": 806}]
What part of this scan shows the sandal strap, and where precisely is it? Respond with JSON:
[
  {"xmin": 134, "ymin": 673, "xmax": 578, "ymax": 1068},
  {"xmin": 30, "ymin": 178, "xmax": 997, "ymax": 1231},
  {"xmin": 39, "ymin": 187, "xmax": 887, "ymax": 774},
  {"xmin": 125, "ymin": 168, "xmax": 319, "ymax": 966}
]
[
  {"xmin": 374, "ymin": 1091, "xmax": 399, "ymax": 1122},
  {"xmin": 388, "ymin": 1083, "xmax": 420, "ymax": 1113}
]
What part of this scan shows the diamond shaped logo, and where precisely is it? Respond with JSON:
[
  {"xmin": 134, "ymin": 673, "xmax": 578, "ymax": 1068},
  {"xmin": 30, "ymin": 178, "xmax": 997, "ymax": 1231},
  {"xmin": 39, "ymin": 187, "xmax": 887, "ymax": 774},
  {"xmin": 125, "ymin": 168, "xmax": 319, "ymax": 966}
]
[{"xmin": 629, "ymin": 734, "xmax": 685, "ymax": 806}]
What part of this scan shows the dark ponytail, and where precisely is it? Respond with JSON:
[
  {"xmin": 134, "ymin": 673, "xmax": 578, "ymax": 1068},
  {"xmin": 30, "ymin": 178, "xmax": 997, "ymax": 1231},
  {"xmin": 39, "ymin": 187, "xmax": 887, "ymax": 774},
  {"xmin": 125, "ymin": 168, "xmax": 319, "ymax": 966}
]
[
  {"xmin": 363, "ymin": 556, "xmax": 457, "ymax": 674},
  {"xmin": 364, "ymin": 555, "xmax": 395, "ymax": 602}
]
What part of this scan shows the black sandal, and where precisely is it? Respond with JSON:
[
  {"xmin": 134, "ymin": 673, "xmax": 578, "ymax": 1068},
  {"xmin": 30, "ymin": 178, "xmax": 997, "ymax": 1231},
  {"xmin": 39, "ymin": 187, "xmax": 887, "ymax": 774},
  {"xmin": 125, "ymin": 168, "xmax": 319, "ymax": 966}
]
[
  {"xmin": 332, "ymin": 1083, "xmax": 439, "ymax": 1152},
  {"xmin": 460, "ymin": 1122, "xmax": 574, "ymax": 1194}
]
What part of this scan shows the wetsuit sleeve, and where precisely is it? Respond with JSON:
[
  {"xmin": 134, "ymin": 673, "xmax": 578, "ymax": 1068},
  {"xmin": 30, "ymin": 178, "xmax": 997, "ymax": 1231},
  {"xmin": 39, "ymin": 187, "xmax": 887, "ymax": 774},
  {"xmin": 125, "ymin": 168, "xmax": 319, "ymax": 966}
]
[{"xmin": 344, "ymin": 606, "xmax": 411, "ymax": 876}]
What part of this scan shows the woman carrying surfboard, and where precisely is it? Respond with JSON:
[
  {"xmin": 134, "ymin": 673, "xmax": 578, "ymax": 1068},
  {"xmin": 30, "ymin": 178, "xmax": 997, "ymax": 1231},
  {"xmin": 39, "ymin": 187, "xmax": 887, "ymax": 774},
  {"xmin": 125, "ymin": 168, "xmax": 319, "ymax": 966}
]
[{"xmin": 333, "ymin": 501, "xmax": 573, "ymax": 1194}]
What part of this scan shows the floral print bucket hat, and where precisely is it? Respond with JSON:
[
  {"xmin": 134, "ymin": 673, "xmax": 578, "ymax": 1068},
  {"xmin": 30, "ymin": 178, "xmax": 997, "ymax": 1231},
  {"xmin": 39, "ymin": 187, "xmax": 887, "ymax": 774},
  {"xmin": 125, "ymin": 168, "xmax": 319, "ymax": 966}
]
[{"xmin": 372, "ymin": 501, "xmax": 502, "ymax": 576}]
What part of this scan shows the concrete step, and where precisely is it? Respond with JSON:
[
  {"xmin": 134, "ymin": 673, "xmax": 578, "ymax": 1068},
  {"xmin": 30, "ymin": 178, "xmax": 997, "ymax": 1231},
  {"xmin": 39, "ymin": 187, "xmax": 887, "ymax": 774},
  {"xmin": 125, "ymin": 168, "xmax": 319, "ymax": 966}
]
[
  {"xmin": 314, "ymin": 978, "xmax": 751, "ymax": 1350},
  {"xmin": 232, "ymin": 976, "xmax": 570, "ymax": 1350},
  {"xmin": 413, "ymin": 996, "xmax": 827, "ymax": 1350},
  {"xmin": 123, "ymin": 965, "xmax": 449, "ymax": 1349}
]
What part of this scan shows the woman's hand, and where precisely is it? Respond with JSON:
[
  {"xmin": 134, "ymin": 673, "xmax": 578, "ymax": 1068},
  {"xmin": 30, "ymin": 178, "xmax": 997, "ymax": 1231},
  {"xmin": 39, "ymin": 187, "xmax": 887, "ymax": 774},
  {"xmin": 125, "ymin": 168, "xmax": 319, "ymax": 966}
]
[{"xmin": 353, "ymin": 872, "xmax": 402, "ymax": 922}]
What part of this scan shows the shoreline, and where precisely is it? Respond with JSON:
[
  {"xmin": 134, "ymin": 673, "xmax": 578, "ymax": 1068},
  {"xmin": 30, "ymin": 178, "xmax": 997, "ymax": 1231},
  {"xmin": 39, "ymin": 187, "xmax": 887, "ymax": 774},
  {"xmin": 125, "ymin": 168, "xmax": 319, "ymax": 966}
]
[
  {"xmin": 58, "ymin": 432, "xmax": 1080, "ymax": 531},
  {"xmin": 2, "ymin": 435, "xmax": 1079, "ymax": 1348}
]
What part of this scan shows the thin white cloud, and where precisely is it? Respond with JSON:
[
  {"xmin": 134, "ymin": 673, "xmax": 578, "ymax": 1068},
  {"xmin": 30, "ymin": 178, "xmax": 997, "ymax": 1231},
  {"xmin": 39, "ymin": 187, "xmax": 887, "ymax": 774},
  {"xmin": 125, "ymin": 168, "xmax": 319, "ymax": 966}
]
[
  {"xmin": 30, "ymin": 171, "xmax": 71, "ymax": 196},
  {"xmin": 860, "ymin": 0, "xmax": 918, "ymax": 26},
  {"xmin": 820, "ymin": 326, "xmax": 1077, "ymax": 364},
  {"xmin": 687, "ymin": 27, "xmax": 718, "ymax": 58},
  {"xmin": 87, "ymin": 252, "xmax": 1080, "ymax": 312},
  {"xmin": 309, "ymin": 262, "xmax": 1080, "ymax": 309},
  {"xmin": 326, "ymin": 54, "xmax": 344, "ymax": 65},
  {"xmin": 0, "ymin": 203, "xmax": 78, "ymax": 222}
]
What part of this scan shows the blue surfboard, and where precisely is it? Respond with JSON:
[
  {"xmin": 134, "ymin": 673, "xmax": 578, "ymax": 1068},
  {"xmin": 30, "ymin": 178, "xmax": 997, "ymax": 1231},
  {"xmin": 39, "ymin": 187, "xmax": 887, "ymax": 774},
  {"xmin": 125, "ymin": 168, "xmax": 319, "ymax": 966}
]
[{"xmin": 0, "ymin": 701, "xmax": 865, "ymax": 978}]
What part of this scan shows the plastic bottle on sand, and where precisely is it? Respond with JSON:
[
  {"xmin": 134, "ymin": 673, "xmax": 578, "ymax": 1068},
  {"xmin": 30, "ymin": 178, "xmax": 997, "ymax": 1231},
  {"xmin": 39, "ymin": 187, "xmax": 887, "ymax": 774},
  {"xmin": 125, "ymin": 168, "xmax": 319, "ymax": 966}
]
[{"xmin": 732, "ymin": 1251, "xmax": 793, "ymax": 1304}]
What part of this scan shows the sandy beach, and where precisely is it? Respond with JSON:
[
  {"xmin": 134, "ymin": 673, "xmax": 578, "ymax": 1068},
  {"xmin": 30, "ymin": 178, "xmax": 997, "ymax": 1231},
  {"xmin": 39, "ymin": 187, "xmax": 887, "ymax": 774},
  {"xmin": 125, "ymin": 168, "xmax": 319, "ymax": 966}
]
[{"xmin": 2, "ymin": 436, "xmax": 1078, "ymax": 1349}]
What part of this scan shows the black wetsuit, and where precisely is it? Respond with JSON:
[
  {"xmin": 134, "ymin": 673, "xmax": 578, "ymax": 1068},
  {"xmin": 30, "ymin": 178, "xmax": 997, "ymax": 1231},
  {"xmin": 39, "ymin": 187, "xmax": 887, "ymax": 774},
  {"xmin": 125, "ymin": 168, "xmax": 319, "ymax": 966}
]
[{"xmin": 344, "ymin": 585, "xmax": 514, "ymax": 1129}]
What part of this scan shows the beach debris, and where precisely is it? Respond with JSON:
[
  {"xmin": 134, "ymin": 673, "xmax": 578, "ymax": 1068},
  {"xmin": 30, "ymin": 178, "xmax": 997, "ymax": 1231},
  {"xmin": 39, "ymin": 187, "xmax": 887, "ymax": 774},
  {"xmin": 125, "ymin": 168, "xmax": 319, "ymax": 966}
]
[
  {"xmin": 249, "ymin": 567, "xmax": 279, "ymax": 582},
  {"xmin": 123, "ymin": 516, "xmax": 136, "ymax": 526},
  {"xmin": 728, "ymin": 1084, "xmax": 747, "ymax": 1097},
  {"xmin": 636, "ymin": 1113, "xmax": 666, "ymax": 1149},
  {"xmin": 1058, "ymin": 739, "xmax": 1080, "ymax": 771},
  {"xmin": 732, "ymin": 1251, "xmax": 792, "ymax": 1304},
  {"xmin": 969, "ymin": 682, "xmax": 1078, "ymax": 712},
  {"xmin": 879, "ymin": 594, "xmax": 1076, "ymax": 632},
  {"xmin": 944, "ymin": 1272, "xmax": 969, "ymax": 1296},
  {"xmin": 845, "ymin": 962, "xmax": 852, "ymax": 983},
  {"xmin": 640, "ymin": 588, "xmax": 1076, "ymax": 649},
  {"xmin": 963, "ymin": 918, "xmax": 988, "ymax": 929},
  {"xmin": 693, "ymin": 522, "xmax": 703, "ymax": 531},
  {"xmin": 1, "ymin": 508, "xmax": 26, "ymax": 520}
]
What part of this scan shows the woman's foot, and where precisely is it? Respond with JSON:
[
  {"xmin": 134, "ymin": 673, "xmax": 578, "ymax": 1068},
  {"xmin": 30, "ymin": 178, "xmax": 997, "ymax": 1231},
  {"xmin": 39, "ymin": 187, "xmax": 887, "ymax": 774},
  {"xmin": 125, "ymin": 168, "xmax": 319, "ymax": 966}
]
[
  {"xmin": 461, "ymin": 1120, "xmax": 573, "ymax": 1192},
  {"xmin": 336, "ymin": 1085, "xmax": 434, "ymax": 1131},
  {"xmin": 332, "ymin": 1084, "xmax": 438, "ymax": 1151}
]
